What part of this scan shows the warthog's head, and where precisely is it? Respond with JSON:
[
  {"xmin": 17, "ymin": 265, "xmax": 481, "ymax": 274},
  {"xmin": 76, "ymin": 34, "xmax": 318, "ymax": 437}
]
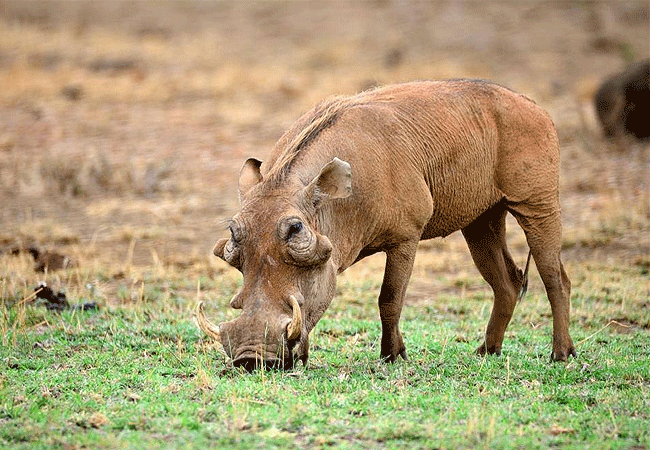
[{"xmin": 197, "ymin": 157, "xmax": 352, "ymax": 370}]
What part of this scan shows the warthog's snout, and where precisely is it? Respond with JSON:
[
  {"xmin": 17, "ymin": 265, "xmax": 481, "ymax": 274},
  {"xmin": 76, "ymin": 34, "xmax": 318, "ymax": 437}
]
[
  {"xmin": 232, "ymin": 355, "xmax": 296, "ymax": 372},
  {"xmin": 196, "ymin": 299, "xmax": 304, "ymax": 371}
]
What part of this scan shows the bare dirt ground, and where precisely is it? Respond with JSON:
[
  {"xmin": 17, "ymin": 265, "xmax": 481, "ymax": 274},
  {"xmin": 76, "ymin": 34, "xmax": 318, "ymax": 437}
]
[{"xmin": 0, "ymin": 1, "xmax": 648, "ymax": 304}]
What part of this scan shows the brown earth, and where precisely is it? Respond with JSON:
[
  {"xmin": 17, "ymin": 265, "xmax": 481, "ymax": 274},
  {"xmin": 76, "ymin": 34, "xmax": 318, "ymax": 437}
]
[{"xmin": 0, "ymin": 1, "xmax": 648, "ymax": 304}]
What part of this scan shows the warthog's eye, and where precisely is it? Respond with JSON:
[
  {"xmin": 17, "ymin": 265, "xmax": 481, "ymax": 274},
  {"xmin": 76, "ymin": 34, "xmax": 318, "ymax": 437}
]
[
  {"xmin": 279, "ymin": 217, "xmax": 306, "ymax": 242},
  {"xmin": 278, "ymin": 216, "xmax": 332, "ymax": 267},
  {"xmin": 287, "ymin": 221, "xmax": 303, "ymax": 240}
]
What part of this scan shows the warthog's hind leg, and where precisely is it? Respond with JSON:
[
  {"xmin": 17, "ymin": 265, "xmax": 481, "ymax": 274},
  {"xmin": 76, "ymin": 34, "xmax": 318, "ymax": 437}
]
[
  {"xmin": 462, "ymin": 203, "xmax": 526, "ymax": 357},
  {"xmin": 509, "ymin": 204, "xmax": 576, "ymax": 362}
]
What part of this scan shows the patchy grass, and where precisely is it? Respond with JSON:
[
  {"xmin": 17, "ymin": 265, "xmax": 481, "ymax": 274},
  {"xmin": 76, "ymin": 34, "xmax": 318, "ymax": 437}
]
[{"xmin": 1, "ymin": 256, "xmax": 649, "ymax": 449}]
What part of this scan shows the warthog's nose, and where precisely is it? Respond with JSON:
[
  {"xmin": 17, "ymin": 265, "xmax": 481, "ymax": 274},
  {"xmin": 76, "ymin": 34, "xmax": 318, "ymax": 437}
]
[{"xmin": 232, "ymin": 356, "xmax": 294, "ymax": 372}]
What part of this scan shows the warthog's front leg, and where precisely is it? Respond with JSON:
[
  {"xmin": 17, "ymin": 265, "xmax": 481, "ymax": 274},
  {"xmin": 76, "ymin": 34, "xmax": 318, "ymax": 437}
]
[{"xmin": 377, "ymin": 241, "xmax": 419, "ymax": 362}]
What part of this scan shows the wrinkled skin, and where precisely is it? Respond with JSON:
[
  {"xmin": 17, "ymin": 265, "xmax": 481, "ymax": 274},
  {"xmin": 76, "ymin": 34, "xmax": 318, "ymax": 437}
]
[{"xmin": 198, "ymin": 80, "xmax": 576, "ymax": 370}]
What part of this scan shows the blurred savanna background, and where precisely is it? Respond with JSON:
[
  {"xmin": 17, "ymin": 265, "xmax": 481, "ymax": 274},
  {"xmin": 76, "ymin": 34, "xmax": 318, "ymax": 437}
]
[{"xmin": 0, "ymin": 1, "xmax": 648, "ymax": 322}]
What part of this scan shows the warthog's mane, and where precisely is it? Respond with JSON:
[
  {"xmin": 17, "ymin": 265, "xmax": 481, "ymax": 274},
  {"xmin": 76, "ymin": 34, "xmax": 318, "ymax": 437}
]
[
  {"xmin": 265, "ymin": 90, "xmax": 387, "ymax": 185},
  {"xmin": 265, "ymin": 95, "xmax": 350, "ymax": 184}
]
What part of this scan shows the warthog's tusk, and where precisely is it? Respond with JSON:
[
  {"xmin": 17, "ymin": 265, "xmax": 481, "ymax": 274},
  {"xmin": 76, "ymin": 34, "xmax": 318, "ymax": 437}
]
[
  {"xmin": 286, "ymin": 295, "xmax": 302, "ymax": 340},
  {"xmin": 195, "ymin": 301, "xmax": 222, "ymax": 342}
]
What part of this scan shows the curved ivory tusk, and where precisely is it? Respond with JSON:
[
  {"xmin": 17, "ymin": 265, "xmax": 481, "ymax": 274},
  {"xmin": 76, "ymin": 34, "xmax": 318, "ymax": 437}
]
[
  {"xmin": 195, "ymin": 301, "xmax": 222, "ymax": 343},
  {"xmin": 286, "ymin": 295, "xmax": 302, "ymax": 340}
]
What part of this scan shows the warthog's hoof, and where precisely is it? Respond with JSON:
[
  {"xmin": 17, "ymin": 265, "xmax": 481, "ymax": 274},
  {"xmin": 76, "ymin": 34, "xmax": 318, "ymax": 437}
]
[
  {"xmin": 381, "ymin": 333, "xmax": 408, "ymax": 362},
  {"xmin": 550, "ymin": 346, "xmax": 577, "ymax": 362},
  {"xmin": 475, "ymin": 342, "xmax": 502, "ymax": 357},
  {"xmin": 382, "ymin": 348, "xmax": 408, "ymax": 363}
]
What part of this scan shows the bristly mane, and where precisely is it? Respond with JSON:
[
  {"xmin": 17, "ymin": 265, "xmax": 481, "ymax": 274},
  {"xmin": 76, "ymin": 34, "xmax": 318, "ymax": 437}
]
[
  {"xmin": 264, "ymin": 84, "xmax": 402, "ymax": 185},
  {"xmin": 265, "ymin": 94, "xmax": 366, "ymax": 184}
]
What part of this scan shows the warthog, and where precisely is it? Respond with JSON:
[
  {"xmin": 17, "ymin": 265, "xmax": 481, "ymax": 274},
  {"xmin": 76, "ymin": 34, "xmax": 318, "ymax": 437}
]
[
  {"xmin": 197, "ymin": 80, "xmax": 576, "ymax": 370},
  {"xmin": 594, "ymin": 60, "xmax": 650, "ymax": 141}
]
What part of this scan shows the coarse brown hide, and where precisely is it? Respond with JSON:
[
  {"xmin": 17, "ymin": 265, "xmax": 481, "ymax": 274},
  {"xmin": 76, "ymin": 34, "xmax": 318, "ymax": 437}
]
[{"xmin": 197, "ymin": 80, "xmax": 576, "ymax": 371}]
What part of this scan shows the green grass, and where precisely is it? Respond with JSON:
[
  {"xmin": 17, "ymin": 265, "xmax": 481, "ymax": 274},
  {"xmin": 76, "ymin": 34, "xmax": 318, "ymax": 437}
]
[{"xmin": 1, "ymin": 261, "xmax": 649, "ymax": 449}]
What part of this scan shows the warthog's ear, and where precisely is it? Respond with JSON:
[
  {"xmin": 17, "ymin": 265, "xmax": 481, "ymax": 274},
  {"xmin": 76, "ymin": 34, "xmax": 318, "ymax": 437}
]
[
  {"xmin": 238, "ymin": 158, "xmax": 263, "ymax": 202},
  {"xmin": 304, "ymin": 157, "xmax": 352, "ymax": 206}
]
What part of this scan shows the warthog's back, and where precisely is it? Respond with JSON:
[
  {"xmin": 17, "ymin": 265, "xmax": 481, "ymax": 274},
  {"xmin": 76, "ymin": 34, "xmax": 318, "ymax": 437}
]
[{"xmin": 265, "ymin": 80, "xmax": 559, "ymax": 249}]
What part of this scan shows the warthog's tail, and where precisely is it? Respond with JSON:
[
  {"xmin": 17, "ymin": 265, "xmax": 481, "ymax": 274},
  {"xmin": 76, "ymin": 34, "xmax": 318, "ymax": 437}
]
[{"xmin": 518, "ymin": 250, "xmax": 533, "ymax": 302}]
